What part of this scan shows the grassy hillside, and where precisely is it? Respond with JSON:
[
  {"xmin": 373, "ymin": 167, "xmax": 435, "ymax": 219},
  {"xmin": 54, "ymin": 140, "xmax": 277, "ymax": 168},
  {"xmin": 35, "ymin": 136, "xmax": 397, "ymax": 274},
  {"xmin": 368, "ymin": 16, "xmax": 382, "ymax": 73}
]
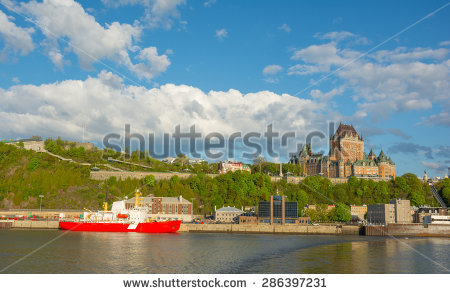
[{"xmin": 0, "ymin": 142, "xmax": 441, "ymax": 217}]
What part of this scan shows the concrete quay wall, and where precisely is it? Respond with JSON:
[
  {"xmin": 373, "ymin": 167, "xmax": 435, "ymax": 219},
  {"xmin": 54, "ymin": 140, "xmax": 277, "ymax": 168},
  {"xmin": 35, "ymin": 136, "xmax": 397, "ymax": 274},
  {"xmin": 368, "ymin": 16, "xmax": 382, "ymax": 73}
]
[
  {"xmin": 12, "ymin": 220, "xmax": 59, "ymax": 229},
  {"xmin": 365, "ymin": 224, "xmax": 450, "ymax": 237},
  {"xmin": 179, "ymin": 223, "xmax": 358, "ymax": 235},
  {"xmin": 0, "ymin": 210, "xmax": 84, "ymax": 218}
]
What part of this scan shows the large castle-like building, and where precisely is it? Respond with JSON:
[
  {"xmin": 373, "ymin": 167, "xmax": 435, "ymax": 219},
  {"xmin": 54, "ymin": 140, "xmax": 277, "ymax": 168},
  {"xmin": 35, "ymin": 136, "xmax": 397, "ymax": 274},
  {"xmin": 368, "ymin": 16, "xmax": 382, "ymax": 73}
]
[{"xmin": 289, "ymin": 123, "xmax": 395, "ymax": 179}]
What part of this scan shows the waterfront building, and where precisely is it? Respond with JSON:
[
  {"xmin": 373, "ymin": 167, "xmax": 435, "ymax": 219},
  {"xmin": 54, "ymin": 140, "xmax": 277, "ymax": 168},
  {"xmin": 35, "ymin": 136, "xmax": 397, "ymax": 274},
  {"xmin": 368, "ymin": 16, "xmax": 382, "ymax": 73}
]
[
  {"xmin": 214, "ymin": 206, "xmax": 245, "ymax": 223},
  {"xmin": 258, "ymin": 195, "xmax": 298, "ymax": 224},
  {"xmin": 238, "ymin": 215, "xmax": 258, "ymax": 224},
  {"xmin": 124, "ymin": 195, "xmax": 193, "ymax": 222},
  {"xmin": 367, "ymin": 199, "xmax": 411, "ymax": 225},
  {"xmin": 413, "ymin": 207, "xmax": 448, "ymax": 223},
  {"xmin": 423, "ymin": 215, "xmax": 450, "ymax": 225},
  {"xmin": 298, "ymin": 217, "xmax": 311, "ymax": 225},
  {"xmin": 218, "ymin": 161, "xmax": 251, "ymax": 174},
  {"xmin": 289, "ymin": 123, "xmax": 395, "ymax": 179},
  {"xmin": 350, "ymin": 205, "xmax": 367, "ymax": 221}
]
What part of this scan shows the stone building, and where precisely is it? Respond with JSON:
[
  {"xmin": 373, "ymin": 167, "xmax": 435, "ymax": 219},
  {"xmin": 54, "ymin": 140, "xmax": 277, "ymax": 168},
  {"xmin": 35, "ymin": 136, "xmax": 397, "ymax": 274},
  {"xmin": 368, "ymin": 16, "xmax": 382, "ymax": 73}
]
[
  {"xmin": 289, "ymin": 123, "xmax": 395, "ymax": 179},
  {"xmin": 367, "ymin": 199, "xmax": 411, "ymax": 225},
  {"xmin": 214, "ymin": 206, "xmax": 245, "ymax": 223},
  {"xmin": 350, "ymin": 205, "xmax": 367, "ymax": 221}
]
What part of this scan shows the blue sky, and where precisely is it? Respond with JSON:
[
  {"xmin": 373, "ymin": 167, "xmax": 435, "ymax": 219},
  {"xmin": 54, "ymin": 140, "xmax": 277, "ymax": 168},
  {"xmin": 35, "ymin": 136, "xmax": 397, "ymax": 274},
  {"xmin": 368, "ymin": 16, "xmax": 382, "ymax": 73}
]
[{"xmin": 0, "ymin": 0, "xmax": 449, "ymax": 177}]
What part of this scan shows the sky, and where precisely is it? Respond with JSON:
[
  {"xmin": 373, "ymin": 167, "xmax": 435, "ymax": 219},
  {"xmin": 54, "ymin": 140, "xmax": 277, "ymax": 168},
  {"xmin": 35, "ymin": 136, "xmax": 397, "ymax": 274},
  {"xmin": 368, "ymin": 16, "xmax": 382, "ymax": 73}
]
[{"xmin": 0, "ymin": 0, "xmax": 449, "ymax": 177}]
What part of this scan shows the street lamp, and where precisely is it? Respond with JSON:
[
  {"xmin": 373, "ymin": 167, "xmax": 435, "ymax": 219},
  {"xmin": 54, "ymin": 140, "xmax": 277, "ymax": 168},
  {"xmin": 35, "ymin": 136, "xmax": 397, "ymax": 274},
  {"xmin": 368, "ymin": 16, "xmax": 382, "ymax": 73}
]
[{"xmin": 39, "ymin": 195, "xmax": 44, "ymax": 213}]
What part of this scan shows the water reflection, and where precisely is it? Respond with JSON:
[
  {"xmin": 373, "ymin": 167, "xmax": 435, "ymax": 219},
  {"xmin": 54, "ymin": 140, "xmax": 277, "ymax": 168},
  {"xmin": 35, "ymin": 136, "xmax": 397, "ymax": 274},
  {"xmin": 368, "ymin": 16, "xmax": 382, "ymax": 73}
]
[{"xmin": 0, "ymin": 230, "xmax": 448, "ymax": 274}]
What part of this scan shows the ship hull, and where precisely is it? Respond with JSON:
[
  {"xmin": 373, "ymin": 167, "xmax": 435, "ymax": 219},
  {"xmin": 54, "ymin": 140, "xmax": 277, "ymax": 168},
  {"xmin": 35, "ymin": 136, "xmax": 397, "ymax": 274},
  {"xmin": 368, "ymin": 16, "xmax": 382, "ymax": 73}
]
[{"xmin": 59, "ymin": 220, "xmax": 181, "ymax": 233}]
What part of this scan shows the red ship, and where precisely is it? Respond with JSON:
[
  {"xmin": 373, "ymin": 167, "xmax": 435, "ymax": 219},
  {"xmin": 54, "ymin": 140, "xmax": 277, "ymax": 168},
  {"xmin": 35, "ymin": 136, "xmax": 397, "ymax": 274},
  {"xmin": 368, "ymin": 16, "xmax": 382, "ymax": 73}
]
[{"xmin": 59, "ymin": 190, "xmax": 181, "ymax": 233}]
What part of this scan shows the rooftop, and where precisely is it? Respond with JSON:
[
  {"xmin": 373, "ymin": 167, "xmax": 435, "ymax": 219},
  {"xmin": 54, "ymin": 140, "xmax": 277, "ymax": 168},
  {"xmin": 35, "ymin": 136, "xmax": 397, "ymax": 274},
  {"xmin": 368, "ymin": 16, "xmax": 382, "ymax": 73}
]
[{"xmin": 216, "ymin": 206, "xmax": 244, "ymax": 213}]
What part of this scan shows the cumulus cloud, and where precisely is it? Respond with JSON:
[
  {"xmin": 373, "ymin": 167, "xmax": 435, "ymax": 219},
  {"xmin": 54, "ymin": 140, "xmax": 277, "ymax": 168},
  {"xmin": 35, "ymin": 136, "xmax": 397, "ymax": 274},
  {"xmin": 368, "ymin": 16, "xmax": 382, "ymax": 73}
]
[
  {"xmin": 0, "ymin": 71, "xmax": 332, "ymax": 158},
  {"xmin": 6, "ymin": 0, "xmax": 170, "ymax": 79},
  {"xmin": 120, "ymin": 46, "xmax": 170, "ymax": 80},
  {"xmin": 262, "ymin": 65, "xmax": 283, "ymax": 75},
  {"xmin": 0, "ymin": 9, "xmax": 34, "ymax": 55},
  {"xmin": 288, "ymin": 36, "xmax": 450, "ymax": 123},
  {"xmin": 215, "ymin": 28, "xmax": 228, "ymax": 40}
]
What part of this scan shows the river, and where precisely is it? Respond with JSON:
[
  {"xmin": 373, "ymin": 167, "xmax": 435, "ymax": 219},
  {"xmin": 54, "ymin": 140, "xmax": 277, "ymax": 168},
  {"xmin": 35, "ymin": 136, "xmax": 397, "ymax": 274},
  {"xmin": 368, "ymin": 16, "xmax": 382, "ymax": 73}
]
[{"xmin": 0, "ymin": 230, "xmax": 448, "ymax": 274}]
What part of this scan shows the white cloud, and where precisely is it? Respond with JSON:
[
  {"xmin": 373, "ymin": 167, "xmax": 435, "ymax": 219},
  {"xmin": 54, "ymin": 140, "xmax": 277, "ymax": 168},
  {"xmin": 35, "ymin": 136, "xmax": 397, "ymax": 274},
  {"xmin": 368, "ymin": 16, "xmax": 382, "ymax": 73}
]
[
  {"xmin": 203, "ymin": 0, "xmax": 216, "ymax": 7},
  {"xmin": 439, "ymin": 41, "xmax": 450, "ymax": 46},
  {"xmin": 12, "ymin": 77, "xmax": 20, "ymax": 83},
  {"xmin": 315, "ymin": 31, "xmax": 354, "ymax": 41},
  {"xmin": 422, "ymin": 161, "xmax": 442, "ymax": 170},
  {"xmin": 278, "ymin": 24, "xmax": 291, "ymax": 33},
  {"xmin": 124, "ymin": 46, "xmax": 171, "ymax": 80},
  {"xmin": 262, "ymin": 65, "xmax": 283, "ymax": 75},
  {"xmin": 287, "ymin": 64, "xmax": 321, "ymax": 76},
  {"xmin": 373, "ymin": 47, "xmax": 448, "ymax": 63},
  {"xmin": 9, "ymin": 0, "xmax": 169, "ymax": 79},
  {"xmin": 0, "ymin": 71, "xmax": 330, "ymax": 155},
  {"xmin": 0, "ymin": 10, "xmax": 34, "ymax": 55},
  {"xmin": 290, "ymin": 43, "xmax": 350, "ymax": 72},
  {"xmin": 48, "ymin": 48, "xmax": 64, "ymax": 69},
  {"xmin": 420, "ymin": 111, "xmax": 450, "ymax": 127},
  {"xmin": 263, "ymin": 65, "xmax": 283, "ymax": 83},
  {"xmin": 289, "ymin": 37, "xmax": 450, "ymax": 123},
  {"xmin": 310, "ymin": 86, "xmax": 345, "ymax": 101},
  {"xmin": 101, "ymin": 0, "xmax": 186, "ymax": 29},
  {"xmin": 315, "ymin": 31, "xmax": 369, "ymax": 45},
  {"xmin": 215, "ymin": 28, "xmax": 228, "ymax": 40}
]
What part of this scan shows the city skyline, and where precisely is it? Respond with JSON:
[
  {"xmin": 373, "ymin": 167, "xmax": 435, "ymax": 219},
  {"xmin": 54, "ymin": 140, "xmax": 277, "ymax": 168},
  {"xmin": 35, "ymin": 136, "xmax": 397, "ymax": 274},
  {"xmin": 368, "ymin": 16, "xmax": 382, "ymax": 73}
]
[{"xmin": 0, "ymin": 0, "xmax": 449, "ymax": 177}]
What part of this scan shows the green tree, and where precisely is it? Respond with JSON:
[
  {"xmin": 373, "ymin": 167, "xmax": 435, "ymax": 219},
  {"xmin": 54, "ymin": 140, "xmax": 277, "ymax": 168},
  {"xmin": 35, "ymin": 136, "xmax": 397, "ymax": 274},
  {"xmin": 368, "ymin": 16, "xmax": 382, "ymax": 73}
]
[
  {"xmin": 409, "ymin": 191, "xmax": 425, "ymax": 206},
  {"xmin": 142, "ymin": 175, "xmax": 155, "ymax": 187},
  {"xmin": 331, "ymin": 203, "xmax": 352, "ymax": 222}
]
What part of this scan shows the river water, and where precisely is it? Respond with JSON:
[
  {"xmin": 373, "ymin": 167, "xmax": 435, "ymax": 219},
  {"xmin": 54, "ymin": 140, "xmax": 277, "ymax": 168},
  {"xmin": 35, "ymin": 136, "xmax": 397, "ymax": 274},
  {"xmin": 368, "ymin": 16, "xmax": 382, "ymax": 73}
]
[{"xmin": 0, "ymin": 230, "xmax": 448, "ymax": 274}]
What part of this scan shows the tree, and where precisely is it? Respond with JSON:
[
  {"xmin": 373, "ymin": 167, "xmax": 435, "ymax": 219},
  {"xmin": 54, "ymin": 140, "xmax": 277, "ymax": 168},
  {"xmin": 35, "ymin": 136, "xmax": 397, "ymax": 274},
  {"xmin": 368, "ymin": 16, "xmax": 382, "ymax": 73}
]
[
  {"xmin": 331, "ymin": 203, "xmax": 352, "ymax": 222},
  {"xmin": 142, "ymin": 175, "xmax": 155, "ymax": 188},
  {"xmin": 253, "ymin": 155, "xmax": 266, "ymax": 173},
  {"xmin": 409, "ymin": 191, "xmax": 425, "ymax": 206}
]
